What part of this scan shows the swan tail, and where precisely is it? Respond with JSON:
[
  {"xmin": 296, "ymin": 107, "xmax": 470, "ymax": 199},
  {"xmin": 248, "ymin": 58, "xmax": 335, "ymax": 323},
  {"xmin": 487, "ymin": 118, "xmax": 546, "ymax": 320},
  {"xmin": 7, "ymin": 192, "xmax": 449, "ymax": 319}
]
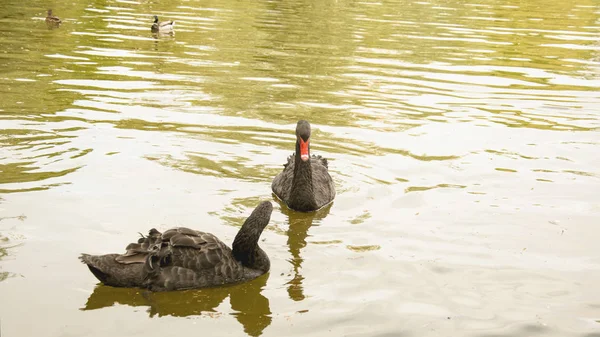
[{"xmin": 80, "ymin": 253, "xmax": 145, "ymax": 287}]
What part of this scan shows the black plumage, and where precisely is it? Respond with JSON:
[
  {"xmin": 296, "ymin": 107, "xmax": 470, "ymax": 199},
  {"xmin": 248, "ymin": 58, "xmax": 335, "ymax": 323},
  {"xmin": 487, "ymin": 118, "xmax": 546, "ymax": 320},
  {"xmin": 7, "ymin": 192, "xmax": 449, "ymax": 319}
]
[
  {"xmin": 80, "ymin": 201, "xmax": 273, "ymax": 291},
  {"xmin": 272, "ymin": 120, "xmax": 336, "ymax": 212}
]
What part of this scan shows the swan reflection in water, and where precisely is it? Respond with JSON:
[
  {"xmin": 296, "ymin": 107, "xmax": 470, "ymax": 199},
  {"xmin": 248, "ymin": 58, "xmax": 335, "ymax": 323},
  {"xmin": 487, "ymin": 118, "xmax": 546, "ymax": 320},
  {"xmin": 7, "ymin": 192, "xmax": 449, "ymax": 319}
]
[
  {"xmin": 82, "ymin": 273, "xmax": 271, "ymax": 337},
  {"xmin": 185, "ymin": 195, "xmax": 331, "ymax": 305},
  {"xmin": 277, "ymin": 199, "xmax": 332, "ymax": 302}
]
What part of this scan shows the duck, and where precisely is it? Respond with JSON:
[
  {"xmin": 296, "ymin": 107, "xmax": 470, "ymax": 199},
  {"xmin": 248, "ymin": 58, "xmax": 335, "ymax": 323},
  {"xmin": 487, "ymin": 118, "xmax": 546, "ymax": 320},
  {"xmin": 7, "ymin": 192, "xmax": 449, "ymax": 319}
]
[
  {"xmin": 272, "ymin": 120, "xmax": 336, "ymax": 212},
  {"xmin": 45, "ymin": 9, "xmax": 61, "ymax": 25},
  {"xmin": 80, "ymin": 201, "xmax": 273, "ymax": 291},
  {"xmin": 151, "ymin": 15, "xmax": 175, "ymax": 33}
]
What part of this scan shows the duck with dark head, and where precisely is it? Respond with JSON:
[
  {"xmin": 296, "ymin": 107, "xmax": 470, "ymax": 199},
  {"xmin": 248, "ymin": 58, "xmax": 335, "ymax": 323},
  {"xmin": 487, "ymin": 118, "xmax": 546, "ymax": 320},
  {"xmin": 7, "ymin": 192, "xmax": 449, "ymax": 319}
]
[
  {"xmin": 272, "ymin": 120, "xmax": 336, "ymax": 212},
  {"xmin": 151, "ymin": 15, "xmax": 175, "ymax": 33}
]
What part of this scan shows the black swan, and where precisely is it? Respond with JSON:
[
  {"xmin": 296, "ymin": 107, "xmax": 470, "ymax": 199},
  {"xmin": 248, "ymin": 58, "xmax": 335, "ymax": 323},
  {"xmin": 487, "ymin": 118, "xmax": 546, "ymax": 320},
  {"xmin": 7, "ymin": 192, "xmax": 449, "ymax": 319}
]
[
  {"xmin": 271, "ymin": 120, "xmax": 335, "ymax": 212},
  {"xmin": 80, "ymin": 201, "xmax": 273, "ymax": 291}
]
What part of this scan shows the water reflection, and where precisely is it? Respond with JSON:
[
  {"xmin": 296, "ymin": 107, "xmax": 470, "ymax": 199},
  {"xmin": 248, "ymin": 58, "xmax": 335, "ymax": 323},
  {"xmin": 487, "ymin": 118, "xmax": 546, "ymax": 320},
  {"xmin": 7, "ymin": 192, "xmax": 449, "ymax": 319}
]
[
  {"xmin": 82, "ymin": 273, "xmax": 271, "ymax": 336},
  {"xmin": 276, "ymin": 200, "xmax": 332, "ymax": 302},
  {"xmin": 151, "ymin": 30, "xmax": 175, "ymax": 40},
  {"xmin": 0, "ymin": 127, "xmax": 84, "ymax": 193},
  {"xmin": 46, "ymin": 21, "xmax": 61, "ymax": 30},
  {"xmin": 216, "ymin": 195, "xmax": 332, "ymax": 302}
]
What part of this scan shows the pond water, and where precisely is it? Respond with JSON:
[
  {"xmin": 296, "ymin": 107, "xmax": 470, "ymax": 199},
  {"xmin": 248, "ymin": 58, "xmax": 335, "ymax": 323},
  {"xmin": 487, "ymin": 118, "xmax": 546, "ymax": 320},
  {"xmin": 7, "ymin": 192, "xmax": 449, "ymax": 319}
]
[{"xmin": 0, "ymin": 0, "xmax": 599, "ymax": 336}]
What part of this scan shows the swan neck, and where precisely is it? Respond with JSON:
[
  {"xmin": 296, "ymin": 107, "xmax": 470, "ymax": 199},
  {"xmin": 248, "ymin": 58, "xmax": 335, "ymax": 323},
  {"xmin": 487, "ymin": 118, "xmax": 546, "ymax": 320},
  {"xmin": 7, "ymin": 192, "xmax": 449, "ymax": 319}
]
[
  {"xmin": 232, "ymin": 206, "xmax": 271, "ymax": 270},
  {"xmin": 289, "ymin": 141, "xmax": 317, "ymax": 210}
]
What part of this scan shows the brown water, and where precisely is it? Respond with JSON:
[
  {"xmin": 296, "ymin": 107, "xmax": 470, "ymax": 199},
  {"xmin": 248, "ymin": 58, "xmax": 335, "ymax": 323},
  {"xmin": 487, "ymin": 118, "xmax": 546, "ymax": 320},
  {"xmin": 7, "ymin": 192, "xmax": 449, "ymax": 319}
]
[{"xmin": 1, "ymin": 0, "xmax": 600, "ymax": 336}]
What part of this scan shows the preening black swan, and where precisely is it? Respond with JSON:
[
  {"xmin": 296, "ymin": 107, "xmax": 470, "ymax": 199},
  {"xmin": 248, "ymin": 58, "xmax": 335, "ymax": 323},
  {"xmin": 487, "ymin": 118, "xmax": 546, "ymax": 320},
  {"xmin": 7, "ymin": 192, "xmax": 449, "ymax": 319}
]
[
  {"xmin": 271, "ymin": 120, "xmax": 335, "ymax": 212},
  {"xmin": 80, "ymin": 201, "xmax": 273, "ymax": 291}
]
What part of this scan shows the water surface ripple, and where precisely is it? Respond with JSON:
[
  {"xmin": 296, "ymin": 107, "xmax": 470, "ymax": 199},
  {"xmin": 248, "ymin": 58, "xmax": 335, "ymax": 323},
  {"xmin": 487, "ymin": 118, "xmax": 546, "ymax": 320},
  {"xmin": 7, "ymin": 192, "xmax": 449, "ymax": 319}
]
[{"xmin": 0, "ymin": 0, "xmax": 599, "ymax": 336}]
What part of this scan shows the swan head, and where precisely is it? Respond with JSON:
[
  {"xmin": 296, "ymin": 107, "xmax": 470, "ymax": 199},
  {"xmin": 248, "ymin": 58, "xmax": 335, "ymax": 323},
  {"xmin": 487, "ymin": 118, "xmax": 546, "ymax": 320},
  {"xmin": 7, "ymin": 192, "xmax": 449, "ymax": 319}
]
[{"xmin": 296, "ymin": 120, "xmax": 311, "ymax": 161}]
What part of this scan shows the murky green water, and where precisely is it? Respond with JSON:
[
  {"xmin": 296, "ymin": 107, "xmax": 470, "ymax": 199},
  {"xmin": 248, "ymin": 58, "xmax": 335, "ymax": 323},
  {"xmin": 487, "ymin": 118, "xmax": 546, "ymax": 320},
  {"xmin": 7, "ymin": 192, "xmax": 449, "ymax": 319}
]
[{"xmin": 1, "ymin": 0, "xmax": 599, "ymax": 336}]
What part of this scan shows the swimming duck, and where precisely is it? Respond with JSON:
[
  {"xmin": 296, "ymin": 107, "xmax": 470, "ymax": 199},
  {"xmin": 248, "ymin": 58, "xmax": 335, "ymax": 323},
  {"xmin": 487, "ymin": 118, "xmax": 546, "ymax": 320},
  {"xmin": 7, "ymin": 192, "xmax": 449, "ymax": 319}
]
[
  {"xmin": 80, "ymin": 201, "xmax": 273, "ymax": 291},
  {"xmin": 151, "ymin": 15, "xmax": 175, "ymax": 33},
  {"xmin": 45, "ymin": 9, "xmax": 61, "ymax": 25},
  {"xmin": 272, "ymin": 120, "xmax": 336, "ymax": 212}
]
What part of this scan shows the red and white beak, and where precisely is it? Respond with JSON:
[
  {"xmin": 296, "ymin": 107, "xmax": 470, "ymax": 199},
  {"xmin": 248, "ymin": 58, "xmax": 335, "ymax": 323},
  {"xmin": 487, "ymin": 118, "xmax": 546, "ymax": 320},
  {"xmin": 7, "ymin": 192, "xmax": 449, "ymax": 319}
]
[{"xmin": 299, "ymin": 138, "xmax": 310, "ymax": 161}]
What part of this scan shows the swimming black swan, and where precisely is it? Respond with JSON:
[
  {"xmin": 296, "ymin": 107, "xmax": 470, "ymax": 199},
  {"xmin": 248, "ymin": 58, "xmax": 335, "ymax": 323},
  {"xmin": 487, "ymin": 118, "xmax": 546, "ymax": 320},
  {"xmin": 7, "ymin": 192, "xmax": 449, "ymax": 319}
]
[
  {"xmin": 80, "ymin": 201, "xmax": 273, "ymax": 291},
  {"xmin": 271, "ymin": 120, "xmax": 335, "ymax": 212}
]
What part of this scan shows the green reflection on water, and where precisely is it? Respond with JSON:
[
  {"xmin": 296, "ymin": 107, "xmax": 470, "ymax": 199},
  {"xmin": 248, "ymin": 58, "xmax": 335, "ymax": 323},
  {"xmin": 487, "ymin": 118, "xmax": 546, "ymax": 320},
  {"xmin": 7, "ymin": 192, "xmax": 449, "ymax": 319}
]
[
  {"xmin": 82, "ymin": 273, "xmax": 271, "ymax": 336},
  {"xmin": 0, "ymin": 0, "xmax": 598, "ymax": 193}
]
